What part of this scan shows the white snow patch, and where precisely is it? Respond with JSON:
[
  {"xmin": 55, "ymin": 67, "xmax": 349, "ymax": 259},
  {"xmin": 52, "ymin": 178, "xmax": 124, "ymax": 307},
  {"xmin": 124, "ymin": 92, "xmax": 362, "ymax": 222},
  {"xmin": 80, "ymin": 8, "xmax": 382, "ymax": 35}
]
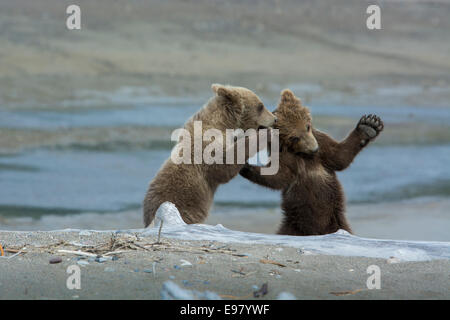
[
  {"xmin": 140, "ymin": 202, "xmax": 450, "ymax": 262},
  {"xmin": 12, "ymin": 202, "xmax": 450, "ymax": 262},
  {"xmin": 277, "ymin": 292, "xmax": 297, "ymax": 300},
  {"xmin": 161, "ymin": 281, "xmax": 222, "ymax": 300}
]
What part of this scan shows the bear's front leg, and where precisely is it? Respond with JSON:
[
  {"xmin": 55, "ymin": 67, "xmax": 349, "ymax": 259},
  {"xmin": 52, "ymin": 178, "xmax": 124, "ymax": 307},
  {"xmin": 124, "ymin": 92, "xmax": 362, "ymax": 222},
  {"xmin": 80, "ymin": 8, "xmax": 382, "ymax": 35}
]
[{"xmin": 356, "ymin": 114, "xmax": 384, "ymax": 147}]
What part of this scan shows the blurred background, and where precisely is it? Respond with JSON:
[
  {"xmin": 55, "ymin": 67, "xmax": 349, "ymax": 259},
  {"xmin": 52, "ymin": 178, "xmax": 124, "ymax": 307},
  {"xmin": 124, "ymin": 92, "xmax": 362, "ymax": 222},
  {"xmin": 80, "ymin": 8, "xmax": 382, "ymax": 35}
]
[{"xmin": 0, "ymin": 0, "xmax": 449, "ymax": 241}]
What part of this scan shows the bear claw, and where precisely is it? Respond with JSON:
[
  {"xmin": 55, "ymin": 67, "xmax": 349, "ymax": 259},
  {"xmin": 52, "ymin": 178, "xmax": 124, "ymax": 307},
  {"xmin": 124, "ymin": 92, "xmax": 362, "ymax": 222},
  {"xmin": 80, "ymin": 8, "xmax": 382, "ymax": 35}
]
[{"xmin": 357, "ymin": 114, "xmax": 383, "ymax": 140}]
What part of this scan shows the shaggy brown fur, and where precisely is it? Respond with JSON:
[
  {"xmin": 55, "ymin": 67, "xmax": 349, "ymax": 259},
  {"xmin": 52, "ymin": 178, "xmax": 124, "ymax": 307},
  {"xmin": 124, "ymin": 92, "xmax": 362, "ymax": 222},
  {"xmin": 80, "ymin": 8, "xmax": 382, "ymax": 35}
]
[
  {"xmin": 240, "ymin": 89, "xmax": 384, "ymax": 235},
  {"xmin": 143, "ymin": 84, "xmax": 277, "ymax": 226}
]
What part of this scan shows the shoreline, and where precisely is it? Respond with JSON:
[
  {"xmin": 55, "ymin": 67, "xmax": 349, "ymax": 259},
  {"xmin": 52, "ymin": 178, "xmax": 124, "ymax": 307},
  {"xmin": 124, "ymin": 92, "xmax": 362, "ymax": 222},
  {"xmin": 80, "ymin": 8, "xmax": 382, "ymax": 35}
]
[{"xmin": 2, "ymin": 197, "xmax": 450, "ymax": 242}]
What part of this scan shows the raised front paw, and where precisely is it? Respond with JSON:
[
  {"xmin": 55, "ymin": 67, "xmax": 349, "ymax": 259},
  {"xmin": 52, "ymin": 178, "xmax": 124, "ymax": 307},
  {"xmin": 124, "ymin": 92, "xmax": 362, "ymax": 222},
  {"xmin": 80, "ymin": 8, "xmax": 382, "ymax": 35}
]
[{"xmin": 357, "ymin": 114, "xmax": 383, "ymax": 145}]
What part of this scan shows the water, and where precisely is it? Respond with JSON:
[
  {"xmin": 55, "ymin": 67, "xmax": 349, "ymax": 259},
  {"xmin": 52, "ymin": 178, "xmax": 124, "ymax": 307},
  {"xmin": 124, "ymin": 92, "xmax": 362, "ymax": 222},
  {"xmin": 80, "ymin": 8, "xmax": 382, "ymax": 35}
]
[
  {"xmin": 1, "ymin": 94, "xmax": 450, "ymax": 228},
  {"xmin": 0, "ymin": 103, "xmax": 200, "ymax": 130}
]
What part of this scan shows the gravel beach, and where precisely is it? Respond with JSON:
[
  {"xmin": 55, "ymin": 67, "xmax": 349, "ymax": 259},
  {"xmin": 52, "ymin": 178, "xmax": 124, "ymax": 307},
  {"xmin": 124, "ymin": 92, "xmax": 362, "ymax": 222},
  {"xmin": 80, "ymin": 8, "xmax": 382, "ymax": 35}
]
[{"xmin": 0, "ymin": 230, "xmax": 449, "ymax": 300}]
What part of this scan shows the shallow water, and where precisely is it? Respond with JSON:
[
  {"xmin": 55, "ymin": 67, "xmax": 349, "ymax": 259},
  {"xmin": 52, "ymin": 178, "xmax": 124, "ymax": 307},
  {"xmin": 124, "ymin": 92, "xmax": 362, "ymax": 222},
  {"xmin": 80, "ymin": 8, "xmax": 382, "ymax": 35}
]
[
  {"xmin": 1, "ymin": 136, "xmax": 450, "ymax": 216},
  {"xmin": 0, "ymin": 93, "xmax": 449, "ymax": 230},
  {"xmin": 1, "ymin": 101, "xmax": 450, "ymax": 130}
]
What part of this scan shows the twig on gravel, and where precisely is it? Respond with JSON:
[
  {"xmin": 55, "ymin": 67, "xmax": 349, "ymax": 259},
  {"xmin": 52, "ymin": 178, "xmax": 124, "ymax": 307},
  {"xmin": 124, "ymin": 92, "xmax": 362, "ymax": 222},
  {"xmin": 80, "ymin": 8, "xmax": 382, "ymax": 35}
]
[
  {"xmin": 57, "ymin": 250, "xmax": 97, "ymax": 257},
  {"xmin": 259, "ymin": 259, "xmax": 286, "ymax": 268},
  {"xmin": 329, "ymin": 289, "xmax": 365, "ymax": 296},
  {"xmin": 0, "ymin": 247, "xmax": 27, "ymax": 259}
]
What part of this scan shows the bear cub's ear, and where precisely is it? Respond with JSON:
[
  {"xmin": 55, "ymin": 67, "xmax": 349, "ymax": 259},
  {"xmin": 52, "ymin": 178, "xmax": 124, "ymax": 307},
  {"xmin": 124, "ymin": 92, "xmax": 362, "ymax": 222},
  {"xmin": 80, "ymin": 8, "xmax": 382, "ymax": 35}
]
[
  {"xmin": 211, "ymin": 84, "xmax": 241, "ymax": 104},
  {"xmin": 280, "ymin": 89, "xmax": 301, "ymax": 106}
]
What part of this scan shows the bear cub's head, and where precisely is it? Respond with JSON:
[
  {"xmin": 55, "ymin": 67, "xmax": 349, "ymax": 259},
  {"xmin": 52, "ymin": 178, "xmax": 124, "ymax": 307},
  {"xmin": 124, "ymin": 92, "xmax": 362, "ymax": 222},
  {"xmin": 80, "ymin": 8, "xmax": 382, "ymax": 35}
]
[
  {"xmin": 212, "ymin": 84, "xmax": 277, "ymax": 130},
  {"xmin": 274, "ymin": 89, "xmax": 319, "ymax": 155}
]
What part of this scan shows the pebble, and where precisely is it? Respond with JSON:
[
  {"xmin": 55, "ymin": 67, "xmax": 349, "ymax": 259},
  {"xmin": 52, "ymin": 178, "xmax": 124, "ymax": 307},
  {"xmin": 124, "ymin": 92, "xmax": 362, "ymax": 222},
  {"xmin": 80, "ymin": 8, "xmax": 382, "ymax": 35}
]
[
  {"xmin": 77, "ymin": 261, "xmax": 89, "ymax": 266},
  {"xmin": 174, "ymin": 265, "xmax": 181, "ymax": 270},
  {"xmin": 143, "ymin": 269, "xmax": 153, "ymax": 273},
  {"xmin": 387, "ymin": 256, "xmax": 402, "ymax": 264},
  {"xmin": 95, "ymin": 257, "xmax": 107, "ymax": 263},
  {"xmin": 49, "ymin": 257, "xmax": 62, "ymax": 264}
]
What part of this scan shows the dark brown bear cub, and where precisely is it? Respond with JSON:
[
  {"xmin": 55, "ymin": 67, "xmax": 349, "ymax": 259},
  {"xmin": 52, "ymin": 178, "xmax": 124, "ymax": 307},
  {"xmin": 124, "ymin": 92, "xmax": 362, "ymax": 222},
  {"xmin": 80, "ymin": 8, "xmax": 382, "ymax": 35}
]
[{"xmin": 240, "ymin": 89, "xmax": 384, "ymax": 236}]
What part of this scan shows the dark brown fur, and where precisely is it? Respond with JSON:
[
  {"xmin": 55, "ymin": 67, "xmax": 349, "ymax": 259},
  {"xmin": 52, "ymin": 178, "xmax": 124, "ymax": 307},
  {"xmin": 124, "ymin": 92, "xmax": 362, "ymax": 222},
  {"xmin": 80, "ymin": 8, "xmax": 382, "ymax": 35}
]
[
  {"xmin": 143, "ymin": 84, "xmax": 276, "ymax": 226},
  {"xmin": 240, "ymin": 89, "xmax": 384, "ymax": 235}
]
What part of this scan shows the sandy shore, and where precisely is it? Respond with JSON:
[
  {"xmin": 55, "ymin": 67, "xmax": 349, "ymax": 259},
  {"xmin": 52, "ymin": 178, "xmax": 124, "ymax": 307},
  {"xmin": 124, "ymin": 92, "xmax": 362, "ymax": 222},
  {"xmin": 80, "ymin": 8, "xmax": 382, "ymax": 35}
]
[
  {"xmin": 1, "ymin": 0, "xmax": 450, "ymax": 109},
  {"xmin": 0, "ymin": 230, "xmax": 449, "ymax": 300}
]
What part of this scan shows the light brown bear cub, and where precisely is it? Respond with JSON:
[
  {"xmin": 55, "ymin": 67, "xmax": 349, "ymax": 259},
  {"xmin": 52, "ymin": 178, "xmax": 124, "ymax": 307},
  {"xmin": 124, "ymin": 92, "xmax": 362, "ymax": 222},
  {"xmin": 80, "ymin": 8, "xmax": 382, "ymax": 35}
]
[
  {"xmin": 240, "ymin": 89, "xmax": 383, "ymax": 235},
  {"xmin": 143, "ymin": 84, "xmax": 277, "ymax": 226}
]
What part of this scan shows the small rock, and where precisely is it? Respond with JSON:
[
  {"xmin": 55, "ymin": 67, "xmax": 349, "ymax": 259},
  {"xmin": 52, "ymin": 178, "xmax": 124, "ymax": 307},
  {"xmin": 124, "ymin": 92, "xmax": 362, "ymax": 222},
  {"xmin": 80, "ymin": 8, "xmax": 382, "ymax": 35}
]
[
  {"xmin": 253, "ymin": 283, "xmax": 268, "ymax": 298},
  {"xmin": 77, "ymin": 261, "xmax": 89, "ymax": 267},
  {"xmin": 95, "ymin": 257, "xmax": 107, "ymax": 263},
  {"xmin": 49, "ymin": 257, "xmax": 62, "ymax": 264},
  {"xmin": 174, "ymin": 265, "xmax": 181, "ymax": 270},
  {"xmin": 387, "ymin": 256, "xmax": 401, "ymax": 264},
  {"xmin": 143, "ymin": 269, "xmax": 153, "ymax": 273},
  {"xmin": 112, "ymin": 256, "xmax": 119, "ymax": 261}
]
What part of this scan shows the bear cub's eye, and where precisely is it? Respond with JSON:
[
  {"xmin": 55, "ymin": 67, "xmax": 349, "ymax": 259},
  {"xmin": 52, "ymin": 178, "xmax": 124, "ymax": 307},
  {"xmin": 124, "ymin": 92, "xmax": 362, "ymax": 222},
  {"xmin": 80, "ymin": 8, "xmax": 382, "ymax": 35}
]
[{"xmin": 257, "ymin": 104, "xmax": 264, "ymax": 113}]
